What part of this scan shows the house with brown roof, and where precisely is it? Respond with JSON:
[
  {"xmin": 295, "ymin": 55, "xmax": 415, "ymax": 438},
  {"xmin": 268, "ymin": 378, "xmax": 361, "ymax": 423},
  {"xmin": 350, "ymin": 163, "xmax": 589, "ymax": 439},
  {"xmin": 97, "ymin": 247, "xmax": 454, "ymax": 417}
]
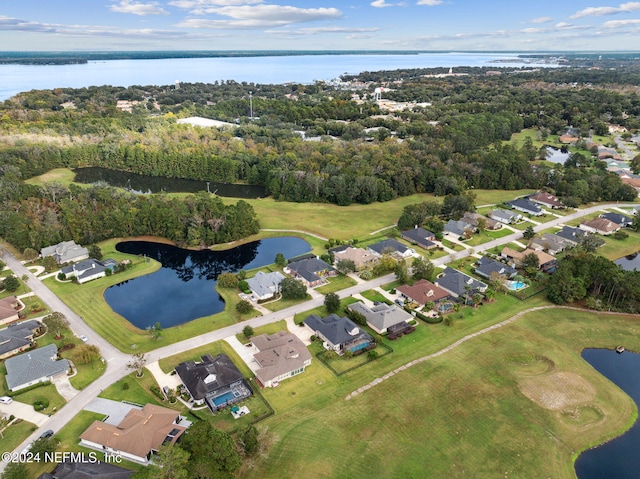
[
  {"xmin": 559, "ymin": 134, "xmax": 578, "ymax": 144},
  {"xmin": 0, "ymin": 296, "xmax": 22, "ymax": 325},
  {"xmin": 80, "ymin": 404, "xmax": 187, "ymax": 464},
  {"xmin": 461, "ymin": 212, "xmax": 501, "ymax": 230},
  {"xmin": 529, "ymin": 192, "xmax": 563, "ymax": 209},
  {"xmin": 397, "ymin": 279, "xmax": 451, "ymax": 306},
  {"xmin": 620, "ymin": 176, "xmax": 640, "ymax": 194},
  {"xmin": 251, "ymin": 331, "xmax": 311, "ymax": 388},
  {"xmin": 501, "ymin": 247, "xmax": 557, "ymax": 272},
  {"xmin": 333, "ymin": 246, "xmax": 377, "ymax": 271},
  {"xmin": 580, "ymin": 217, "xmax": 621, "ymax": 235}
]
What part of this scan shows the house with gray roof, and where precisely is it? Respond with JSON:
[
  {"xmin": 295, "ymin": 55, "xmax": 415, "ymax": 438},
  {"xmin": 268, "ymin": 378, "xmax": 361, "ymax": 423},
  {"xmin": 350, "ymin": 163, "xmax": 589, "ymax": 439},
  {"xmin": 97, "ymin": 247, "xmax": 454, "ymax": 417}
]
[
  {"xmin": 175, "ymin": 353, "xmax": 251, "ymax": 411},
  {"xmin": 400, "ymin": 227, "xmax": 437, "ymax": 250},
  {"xmin": 303, "ymin": 314, "xmax": 373, "ymax": 355},
  {"xmin": 0, "ymin": 320, "xmax": 40, "ymax": 360},
  {"xmin": 600, "ymin": 212, "xmax": 633, "ymax": 228},
  {"xmin": 246, "ymin": 271, "xmax": 285, "ymax": 300},
  {"xmin": 5, "ymin": 343, "xmax": 69, "ymax": 391},
  {"xmin": 444, "ymin": 219, "xmax": 476, "ymax": 238},
  {"xmin": 251, "ymin": 331, "xmax": 311, "ymax": 388},
  {"xmin": 40, "ymin": 240, "xmax": 89, "ymax": 265},
  {"xmin": 367, "ymin": 239, "xmax": 414, "ymax": 258},
  {"xmin": 555, "ymin": 226, "xmax": 588, "ymax": 246},
  {"xmin": 60, "ymin": 258, "xmax": 116, "ymax": 284},
  {"xmin": 435, "ymin": 267, "xmax": 487, "ymax": 300},
  {"xmin": 474, "ymin": 257, "xmax": 517, "ymax": 280},
  {"xmin": 507, "ymin": 198, "xmax": 543, "ymax": 216},
  {"xmin": 530, "ymin": 233, "xmax": 570, "ymax": 255},
  {"xmin": 347, "ymin": 301, "xmax": 413, "ymax": 334},
  {"xmin": 285, "ymin": 256, "xmax": 336, "ymax": 288},
  {"xmin": 489, "ymin": 209, "xmax": 523, "ymax": 225}
]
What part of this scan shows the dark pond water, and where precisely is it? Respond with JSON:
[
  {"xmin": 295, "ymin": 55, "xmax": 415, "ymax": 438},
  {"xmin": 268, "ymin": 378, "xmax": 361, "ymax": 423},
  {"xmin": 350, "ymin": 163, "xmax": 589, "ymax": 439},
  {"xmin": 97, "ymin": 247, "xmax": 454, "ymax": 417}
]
[
  {"xmin": 615, "ymin": 253, "xmax": 640, "ymax": 272},
  {"xmin": 575, "ymin": 348, "xmax": 640, "ymax": 479},
  {"xmin": 73, "ymin": 167, "xmax": 266, "ymax": 198},
  {"xmin": 104, "ymin": 237, "xmax": 310, "ymax": 329},
  {"xmin": 544, "ymin": 146, "xmax": 571, "ymax": 165}
]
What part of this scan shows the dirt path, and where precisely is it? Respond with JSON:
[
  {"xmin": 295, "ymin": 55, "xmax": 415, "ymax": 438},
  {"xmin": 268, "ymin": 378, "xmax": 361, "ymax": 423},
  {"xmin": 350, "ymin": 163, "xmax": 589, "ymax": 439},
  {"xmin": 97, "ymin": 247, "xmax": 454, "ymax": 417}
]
[{"xmin": 345, "ymin": 305, "xmax": 634, "ymax": 401}]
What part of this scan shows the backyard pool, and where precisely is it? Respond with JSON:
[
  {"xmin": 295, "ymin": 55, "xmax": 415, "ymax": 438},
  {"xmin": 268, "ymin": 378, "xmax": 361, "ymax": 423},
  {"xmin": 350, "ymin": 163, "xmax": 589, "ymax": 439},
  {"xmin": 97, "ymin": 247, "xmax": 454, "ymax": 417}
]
[
  {"xmin": 507, "ymin": 280, "xmax": 527, "ymax": 291},
  {"xmin": 212, "ymin": 391, "xmax": 237, "ymax": 407},
  {"xmin": 438, "ymin": 303, "xmax": 454, "ymax": 313}
]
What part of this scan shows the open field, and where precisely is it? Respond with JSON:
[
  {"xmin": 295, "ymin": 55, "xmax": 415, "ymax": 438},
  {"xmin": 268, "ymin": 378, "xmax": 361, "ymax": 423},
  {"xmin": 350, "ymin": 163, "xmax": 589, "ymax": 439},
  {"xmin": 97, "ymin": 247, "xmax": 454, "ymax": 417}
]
[{"xmin": 242, "ymin": 306, "xmax": 640, "ymax": 479}]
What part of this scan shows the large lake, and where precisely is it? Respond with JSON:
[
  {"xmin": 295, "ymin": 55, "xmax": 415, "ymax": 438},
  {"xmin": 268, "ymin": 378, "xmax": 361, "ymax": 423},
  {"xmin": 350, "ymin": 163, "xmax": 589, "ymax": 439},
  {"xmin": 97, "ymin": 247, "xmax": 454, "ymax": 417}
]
[
  {"xmin": 615, "ymin": 253, "xmax": 640, "ymax": 272},
  {"xmin": 104, "ymin": 237, "xmax": 310, "ymax": 329},
  {"xmin": 575, "ymin": 348, "xmax": 640, "ymax": 479},
  {"xmin": 0, "ymin": 52, "xmax": 556, "ymax": 101}
]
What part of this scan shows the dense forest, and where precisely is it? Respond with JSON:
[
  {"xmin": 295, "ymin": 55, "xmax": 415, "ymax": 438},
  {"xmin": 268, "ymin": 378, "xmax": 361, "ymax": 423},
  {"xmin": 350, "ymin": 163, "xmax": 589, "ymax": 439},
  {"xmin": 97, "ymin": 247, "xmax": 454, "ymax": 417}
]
[{"xmin": 1, "ymin": 63, "xmax": 639, "ymax": 250}]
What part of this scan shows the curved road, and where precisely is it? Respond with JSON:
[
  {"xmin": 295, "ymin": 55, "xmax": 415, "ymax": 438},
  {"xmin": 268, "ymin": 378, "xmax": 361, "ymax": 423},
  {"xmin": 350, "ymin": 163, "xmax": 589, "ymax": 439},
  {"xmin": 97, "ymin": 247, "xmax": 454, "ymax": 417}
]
[{"xmin": 2, "ymin": 202, "xmax": 637, "ymax": 465}]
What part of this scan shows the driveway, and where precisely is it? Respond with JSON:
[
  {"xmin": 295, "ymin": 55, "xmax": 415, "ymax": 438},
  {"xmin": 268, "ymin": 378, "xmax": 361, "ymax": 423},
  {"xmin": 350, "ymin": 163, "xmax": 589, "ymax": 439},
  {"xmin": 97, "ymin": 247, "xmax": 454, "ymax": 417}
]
[
  {"xmin": 285, "ymin": 317, "xmax": 313, "ymax": 346},
  {"xmin": 52, "ymin": 373, "xmax": 79, "ymax": 401},
  {"xmin": 83, "ymin": 397, "xmax": 141, "ymax": 425},
  {"xmin": 0, "ymin": 400, "xmax": 49, "ymax": 427},
  {"xmin": 225, "ymin": 335, "xmax": 259, "ymax": 373},
  {"xmin": 146, "ymin": 361, "xmax": 183, "ymax": 391}
]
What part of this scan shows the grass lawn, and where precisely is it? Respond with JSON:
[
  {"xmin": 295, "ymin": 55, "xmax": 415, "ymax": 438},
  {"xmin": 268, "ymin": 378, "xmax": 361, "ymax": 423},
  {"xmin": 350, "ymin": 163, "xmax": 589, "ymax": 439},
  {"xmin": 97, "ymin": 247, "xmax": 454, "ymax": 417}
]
[
  {"xmin": 293, "ymin": 297, "xmax": 361, "ymax": 325},
  {"xmin": 100, "ymin": 369, "xmax": 181, "ymax": 410},
  {"xmin": 236, "ymin": 320, "xmax": 288, "ymax": 345},
  {"xmin": 465, "ymin": 228, "xmax": 512, "ymax": 247},
  {"xmin": 598, "ymin": 229, "xmax": 640, "ymax": 260},
  {"xmin": 12, "ymin": 384, "xmax": 66, "ymax": 415},
  {"xmin": 260, "ymin": 294, "xmax": 312, "ymax": 313},
  {"xmin": 242, "ymin": 304, "xmax": 640, "ymax": 479},
  {"xmin": 473, "ymin": 188, "xmax": 537, "ymax": 206},
  {"xmin": 158, "ymin": 341, "xmax": 252, "ymax": 376},
  {"xmin": 441, "ymin": 239, "xmax": 466, "ymax": 251},
  {"xmin": 359, "ymin": 289, "xmax": 392, "ymax": 304},
  {"xmin": 315, "ymin": 275, "xmax": 357, "ymax": 294},
  {"xmin": 0, "ymin": 419, "xmax": 37, "ymax": 455}
]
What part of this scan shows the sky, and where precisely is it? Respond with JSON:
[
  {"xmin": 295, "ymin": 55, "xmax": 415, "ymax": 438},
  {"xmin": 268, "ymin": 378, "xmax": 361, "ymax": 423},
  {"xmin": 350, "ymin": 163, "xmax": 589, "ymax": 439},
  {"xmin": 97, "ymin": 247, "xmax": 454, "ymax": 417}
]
[{"xmin": 2, "ymin": 1, "xmax": 640, "ymax": 51}]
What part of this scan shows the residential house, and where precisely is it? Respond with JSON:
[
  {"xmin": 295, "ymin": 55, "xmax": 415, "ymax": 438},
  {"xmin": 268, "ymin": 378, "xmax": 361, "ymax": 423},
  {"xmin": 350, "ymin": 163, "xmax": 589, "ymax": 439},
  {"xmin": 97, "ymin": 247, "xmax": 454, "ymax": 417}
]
[
  {"xmin": 597, "ymin": 146, "xmax": 620, "ymax": 160},
  {"xmin": 435, "ymin": 267, "xmax": 488, "ymax": 300},
  {"xmin": 37, "ymin": 461, "xmax": 134, "ymax": 479},
  {"xmin": 559, "ymin": 134, "xmax": 578, "ymax": 144},
  {"xmin": 40, "ymin": 240, "xmax": 89, "ymax": 265},
  {"xmin": 400, "ymin": 227, "xmax": 437, "ymax": 250},
  {"xmin": 444, "ymin": 219, "xmax": 476, "ymax": 238},
  {"xmin": 530, "ymin": 233, "xmax": 569, "ymax": 255},
  {"xmin": 303, "ymin": 314, "xmax": 373, "ymax": 355},
  {"xmin": 5, "ymin": 344, "xmax": 69, "ymax": 391},
  {"xmin": 251, "ymin": 331, "xmax": 311, "ymax": 388},
  {"xmin": 246, "ymin": 271, "xmax": 285, "ymax": 300},
  {"xmin": 474, "ymin": 257, "xmax": 517, "ymax": 280},
  {"xmin": 0, "ymin": 320, "xmax": 40, "ymax": 360},
  {"xmin": 529, "ymin": 191, "xmax": 563, "ymax": 209},
  {"xmin": 397, "ymin": 279, "xmax": 451, "ymax": 306},
  {"xmin": 507, "ymin": 198, "xmax": 544, "ymax": 216},
  {"xmin": 461, "ymin": 212, "xmax": 501, "ymax": 230},
  {"xmin": 60, "ymin": 258, "xmax": 118, "ymax": 284},
  {"xmin": 489, "ymin": 209, "xmax": 523, "ymax": 225},
  {"xmin": 368, "ymin": 239, "xmax": 414, "ymax": 258},
  {"xmin": 579, "ymin": 217, "xmax": 621, "ymax": 235},
  {"xmin": 600, "ymin": 212, "xmax": 633, "ymax": 228},
  {"xmin": 621, "ymin": 176, "xmax": 640, "ymax": 195},
  {"xmin": 175, "ymin": 353, "xmax": 252, "ymax": 411},
  {"xmin": 285, "ymin": 256, "xmax": 337, "ymax": 288},
  {"xmin": 555, "ymin": 226, "xmax": 588, "ymax": 246},
  {"xmin": 333, "ymin": 246, "xmax": 377, "ymax": 271},
  {"xmin": 0, "ymin": 296, "xmax": 22, "ymax": 325},
  {"xmin": 80, "ymin": 404, "xmax": 187, "ymax": 464},
  {"xmin": 347, "ymin": 301, "xmax": 413, "ymax": 334},
  {"xmin": 501, "ymin": 247, "xmax": 557, "ymax": 273}
]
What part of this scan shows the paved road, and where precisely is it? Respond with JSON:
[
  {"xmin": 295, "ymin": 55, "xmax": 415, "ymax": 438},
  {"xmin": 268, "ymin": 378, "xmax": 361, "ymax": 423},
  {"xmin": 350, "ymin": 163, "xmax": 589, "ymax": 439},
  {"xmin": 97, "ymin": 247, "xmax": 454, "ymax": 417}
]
[{"xmin": 1, "ymin": 201, "xmax": 637, "ymax": 465}]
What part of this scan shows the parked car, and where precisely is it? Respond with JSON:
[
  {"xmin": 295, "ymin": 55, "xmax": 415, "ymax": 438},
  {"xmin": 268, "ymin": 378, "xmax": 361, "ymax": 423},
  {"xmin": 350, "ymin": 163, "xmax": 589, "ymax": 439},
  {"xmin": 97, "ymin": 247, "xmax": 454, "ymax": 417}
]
[
  {"xmin": 40, "ymin": 430, "xmax": 54, "ymax": 439},
  {"xmin": 0, "ymin": 396, "xmax": 13, "ymax": 404},
  {"xmin": 79, "ymin": 335, "xmax": 88, "ymax": 342}
]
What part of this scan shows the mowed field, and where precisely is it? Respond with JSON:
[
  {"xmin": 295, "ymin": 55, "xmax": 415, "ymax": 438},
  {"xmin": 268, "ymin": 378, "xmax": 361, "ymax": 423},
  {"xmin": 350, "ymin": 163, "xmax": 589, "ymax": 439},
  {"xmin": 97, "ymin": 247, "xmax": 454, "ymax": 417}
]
[{"xmin": 241, "ymin": 307, "xmax": 639, "ymax": 479}]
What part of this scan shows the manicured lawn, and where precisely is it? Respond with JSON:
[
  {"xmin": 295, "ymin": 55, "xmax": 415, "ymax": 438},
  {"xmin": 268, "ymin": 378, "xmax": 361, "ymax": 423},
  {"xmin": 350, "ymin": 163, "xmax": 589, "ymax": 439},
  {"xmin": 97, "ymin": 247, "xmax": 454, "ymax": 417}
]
[
  {"xmin": 12, "ymin": 384, "xmax": 66, "ymax": 415},
  {"xmin": 100, "ymin": 369, "xmax": 180, "ymax": 409},
  {"xmin": 260, "ymin": 294, "xmax": 311, "ymax": 312},
  {"xmin": 441, "ymin": 239, "xmax": 466, "ymax": 251},
  {"xmin": 473, "ymin": 188, "xmax": 537, "ymax": 206},
  {"xmin": 0, "ymin": 419, "xmax": 37, "ymax": 455},
  {"xmin": 24, "ymin": 168, "xmax": 77, "ymax": 187},
  {"xmin": 243, "ymin": 304, "xmax": 640, "ymax": 479},
  {"xmin": 293, "ymin": 297, "xmax": 361, "ymax": 325},
  {"xmin": 315, "ymin": 275, "xmax": 357, "ymax": 294},
  {"xmin": 465, "ymin": 228, "xmax": 512, "ymax": 247},
  {"xmin": 359, "ymin": 289, "xmax": 392, "ymax": 304},
  {"xmin": 69, "ymin": 358, "xmax": 107, "ymax": 390},
  {"xmin": 236, "ymin": 320, "xmax": 288, "ymax": 344},
  {"xmin": 158, "ymin": 341, "xmax": 252, "ymax": 376},
  {"xmin": 598, "ymin": 229, "xmax": 640, "ymax": 260}
]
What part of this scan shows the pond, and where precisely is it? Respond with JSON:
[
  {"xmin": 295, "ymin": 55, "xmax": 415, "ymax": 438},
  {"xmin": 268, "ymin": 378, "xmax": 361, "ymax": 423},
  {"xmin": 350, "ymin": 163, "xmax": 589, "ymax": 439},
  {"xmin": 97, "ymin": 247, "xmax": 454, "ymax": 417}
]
[
  {"xmin": 73, "ymin": 167, "xmax": 266, "ymax": 199},
  {"xmin": 544, "ymin": 146, "xmax": 571, "ymax": 165},
  {"xmin": 104, "ymin": 237, "xmax": 311, "ymax": 329},
  {"xmin": 575, "ymin": 348, "xmax": 640, "ymax": 479},
  {"xmin": 614, "ymin": 253, "xmax": 640, "ymax": 272}
]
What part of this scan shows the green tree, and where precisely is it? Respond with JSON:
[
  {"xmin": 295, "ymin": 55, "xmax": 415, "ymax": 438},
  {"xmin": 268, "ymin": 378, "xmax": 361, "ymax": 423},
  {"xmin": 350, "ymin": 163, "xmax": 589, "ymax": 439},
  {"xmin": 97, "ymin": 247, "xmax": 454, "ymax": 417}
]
[
  {"xmin": 70, "ymin": 344, "xmax": 101, "ymax": 365},
  {"xmin": 242, "ymin": 325, "xmax": 254, "ymax": 338},
  {"xmin": 147, "ymin": 321, "xmax": 163, "ymax": 340},
  {"xmin": 180, "ymin": 422, "xmax": 242, "ymax": 479},
  {"xmin": 411, "ymin": 256, "xmax": 434, "ymax": 281},
  {"xmin": 88, "ymin": 244, "xmax": 103, "ymax": 260},
  {"xmin": 148, "ymin": 444, "xmax": 190, "ymax": 479},
  {"xmin": 522, "ymin": 252, "xmax": 540, "ymax": 271},
  {"xmin": 372, "ymin": 254, "xmax": 397, "ymax": 276},
  {"xmin": 42, "ymin": 256, "xmax": 58, "ymax": 272},
  {"xmin": 217, "ymin": 272, "xmax": 239, "ymax": 288},
  {"xmin": 1, "ymin": 461, "xmax": 29, "ymax": 479},
  {"xmin": 394, "ymin": 261, "xmax": 408, "ymax": 284},
  {"xmin": 43, "ymin": 312, "xmax": 69, "ymax": 339},
  {"xmin": 237, "ymin": 300, "xmax": 253, "ymax": 315},
  {"xmin": 324, "ymin": 292, "xmax": 341, "ymax": 314},
  {"xmin": 274, "ymin": 253, "xmax": 287, "ymax": 267},
  {"xmin": 22, "ymin": 248, "xmax": 38, "ymax": 262},
  {"xmin": 280, "ymin": 277, "xmax": 307, "ymax": 299},
  {"xmin": 522, "ymin": 226, "xmax": 535, "ymax": 240},
  {"xmin": 2, "ymin": 275, "xmax": 19, "ymax": 292},
  {"xmin": 336, "ymin": 259, "xmax": 356, "ymax": 275},
  {"xmin": 241, "ymin": 425, "xmax": 259, "ymax": 456},
  {"xmin": 29, "ymin": 437, "xmax": 57, "ymax": 461},
  {"xmin": 128, "ymin": 352, "xmax": 147, "ymax": 378}
]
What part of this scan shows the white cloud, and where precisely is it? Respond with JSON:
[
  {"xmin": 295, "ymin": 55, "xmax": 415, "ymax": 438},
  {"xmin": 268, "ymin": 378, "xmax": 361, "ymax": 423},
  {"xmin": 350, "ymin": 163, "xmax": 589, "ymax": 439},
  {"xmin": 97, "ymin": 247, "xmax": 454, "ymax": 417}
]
[
  {"xmin": 371, "ymin": 0, "xmax": 397, "ymax": 7},
  {"xmin": 602, "ymin": 18, "xmax": 640, "ymax": 28},
  {"xmin": 266, "ymin": 26, "xmax": 379, "ymax": 35},
  {"xmin": 530, "ymin": 16, "xmax": 552, "ymax": 24},
  {"xmin": 571, "ymin": 2, "xmax": 640, "ymax": 18},
  {"xmin": 175, "ymin": 5, "xmax": 342, "ymax": 29},
  {"xmin": 416, "ymin": 0, "xmax": 443, "ymax": 5},
  {"xmin": 110, "ymin": 0, "xmax": 169, "ymax": 16},
  {"xmin": 169, "ymin": 0, "xmax": 263, "ymax": 8}
]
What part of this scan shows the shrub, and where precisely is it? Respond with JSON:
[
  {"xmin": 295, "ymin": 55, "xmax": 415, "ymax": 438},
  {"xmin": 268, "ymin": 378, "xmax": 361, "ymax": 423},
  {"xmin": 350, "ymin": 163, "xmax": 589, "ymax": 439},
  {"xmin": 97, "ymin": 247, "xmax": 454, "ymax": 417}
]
[
  {"xmin": 238, "ymin": 280, "xmax": 249, "ymax": 291},
  {"xmin": 150, "ymin": 385, "xmax": 164, "ymax": 400},
  {"xmin": 243, "ymin": 325, "xmax": 254, "ymax": 338},
  {"xmin": 368, "ymin": 350, "xmax": 379, "ymax": 360},
  {"xmin": 122, "ymin": 382, "xmax": 130, "ymax": 390},
  {"xmin": 33, "ymin": 398, "xmax": 49, "ymax": 411},
  {"xmin": 236, "ymin": 300, "xmax": 253, "ymax": 315}
]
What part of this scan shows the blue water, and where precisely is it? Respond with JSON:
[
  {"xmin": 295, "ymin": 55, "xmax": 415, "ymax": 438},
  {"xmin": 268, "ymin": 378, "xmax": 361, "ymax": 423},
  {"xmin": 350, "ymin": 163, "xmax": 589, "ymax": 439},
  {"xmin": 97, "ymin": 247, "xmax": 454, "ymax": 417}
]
[
  {"xmin": 0, "ymin": 52, "xmax": 557, "ymax": 100},
  {"xmin": 575, "ymin": 348, "xmax": 640, "ymax": 479},
  {"xmin": 212, "ymin": 391, "xmax": 236, "ymax": 406},
  {"xmin": 507, "ymin": 281, "xmax": 527, "ymax": 291},
  {"xmin": 104, "ymin": 237, "xmax": 310, "ymax": 329}
]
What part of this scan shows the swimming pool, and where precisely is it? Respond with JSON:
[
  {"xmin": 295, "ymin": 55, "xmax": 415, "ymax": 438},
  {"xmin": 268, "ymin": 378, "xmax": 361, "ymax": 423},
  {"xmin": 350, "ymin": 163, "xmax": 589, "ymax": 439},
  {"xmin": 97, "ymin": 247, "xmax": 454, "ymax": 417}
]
[
  {"xmin": 212, "ymin": 391, "xmax": 236, "ymax": 406},
  {"xmin": 507, "ymin": 281, "xmax": 527, "ymax": 291}
]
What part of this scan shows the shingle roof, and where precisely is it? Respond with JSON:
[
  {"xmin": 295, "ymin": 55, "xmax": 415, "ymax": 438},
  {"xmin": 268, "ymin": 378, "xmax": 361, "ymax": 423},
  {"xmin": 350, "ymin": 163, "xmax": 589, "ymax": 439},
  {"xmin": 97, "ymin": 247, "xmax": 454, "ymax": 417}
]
[
  {"xmin": 555, "ymin": 226, "xmax": 587, "ymax": 244},
  {"xmin": 397, "ymin": 279, "xmax": 450, "ymax": 304},
  {"xmin": 40, "ymin": 241, "xmax": 89, "ymax": 264},
  {"xmin": 600, "ymin": 212, "xmax": 632, "ymax": 226},
  {"xmin": 347, "ymin": 302, "xmax": 412, "ymax": 332},
  {"xmin": 5, "ymin": 344, "xmax": 69, "ymax": 390},
  {"xmin": 401, "ymin": 227, "xmax": 436, "ymax": 246},
  {"xmin": 175, "ymin": 353, "xmax": 245, "ymax": 401},
  {"xmin": 303, "ymin": 314, "xmax": 373, "ymax": 347},
  {"xmin": 474, "ymin": 257, "xmax": 517, "ymax": 279},
  {"xmin": 489, "ymin": 209, "xmax": 520, "ymax": 222},
  {"xmin": 252, "ymin": 331, "xmax": 311, "ymax": 385},
  {"xmin": 368, "ymin": 239, "xmax": 409, "ymax": 256},
  {"xmin": 287, "ymin": 257, "xmax": 335, "ymax": 283},
  {"xmin": 444, "ymin": 219, "xmax": 473, "ymax": 237},
  {"xmin": 581, "ymin": 217, "xmax": 620, "ymax": 233},
  {"xmin": 435, "ymin": 267, "xmax": 487, "ymax": 297},
  {"xmin": 246, "ymin": 271, "xmax": 284, "ymax": 298},
  {"xmin": 0, "ymin": 320, "xmax": 39, "ymax": 357},
  {"xmin": 0, "ymin": 296, "xmax": 20, "ymax": 323},
  {"xmin": 507, "ymin": 198, "xmax": 542, "ymax": 214},
  {"xmin": 529, "ymin": 192, "xmax": 562, "ymax": 208},
  {"xmin": 61, "ymin": 259, "xmax": 107, "ymax": 282}
]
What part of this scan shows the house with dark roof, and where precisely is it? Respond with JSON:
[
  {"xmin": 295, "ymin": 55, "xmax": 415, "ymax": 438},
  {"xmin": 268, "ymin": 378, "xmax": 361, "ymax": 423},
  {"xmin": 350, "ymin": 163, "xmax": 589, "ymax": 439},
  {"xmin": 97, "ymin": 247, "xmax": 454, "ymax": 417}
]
[
  {"xmin": 60, "ymin": 258, "xmax": 117, "ymax": 284},
  {"xmin": 347, "ymin": 301, "xmax": 413, "ymax": 334},
  {"xmin": 474, "ymin": 257, "xmax": 517, "ymax": 280},
  {"xmin": 397, "ymin": 279, "xmax": 451, "ymax": 306},
  {"xmin": 5, "ymin": 344, "xmax": 69, "ymax": 391},
  {"xmin": 333, "ymin": 246, "xmax": 377, "ymax": 271},
  {"xmin": 529, "ymin": 191, "xmax": 563, "ymax": 209},
  {"xmin": 0, "ymin": 296, "xmax": 22, "ymax": 325},
  {"xmin": 507, "ymin": 198, "xmax": 543, "ymax": 216},
  {"xmin": 400, "ymin": 227, "xmax": 437, "ymax": 250},
  {"xmin": 40, "ymin": 240, "xmax": 89, "ymax": 265},
  {"xmin": 251, "ymin": 331, "xmax": 311, "ymax": 388},
  {"xmin": 530, "ymin": 233, "xmax": 570, "ymax": 255},
  {"xmin": 303, "ymin": 314, "xmax": 373, "ymax": 355},
  {"xmin": 489, "ymin": 209, "xmax": 523, "ymax": 225},
  {"xmin": 0, "ymin": 320, "xmax": 40, "ymax": 360},
  {"xmin": 80, "ymin": 404, "xmax": 187, "ymax": 464},
  {"xmin": 435, "ymin": 268, "xmax": 487, "ymax": 300},
  {"xmin": 246, "ymin": 271, "xmax": 285, "ymax": 300},
  {"xmin": 600, "ymin": 212, "xmax": 633, "ymax": 228},
  {"xmin": 285, "ymin": 256, "xmax": 337, "ymax": 288},
  {"xmin": 444, "ymin": 219, "xmax": 476, "ymax": 238},
  {"xmin": 580, "ymin": 217, "xmax": 621, "ymax": 235},
  {"xmin": 37, "ymin": 461, "xmax": 134, "ymax": 479},
  {"xmin": 175, "ymin": 353, "xmax": 252, "ymax": 411},
  {"xmin": 367, "ymin": 239, "xmax": 414, "ymax": 258},
  {"xmin": 555, "ymin": 226, "xmax": 588, "ymax": 246}
]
